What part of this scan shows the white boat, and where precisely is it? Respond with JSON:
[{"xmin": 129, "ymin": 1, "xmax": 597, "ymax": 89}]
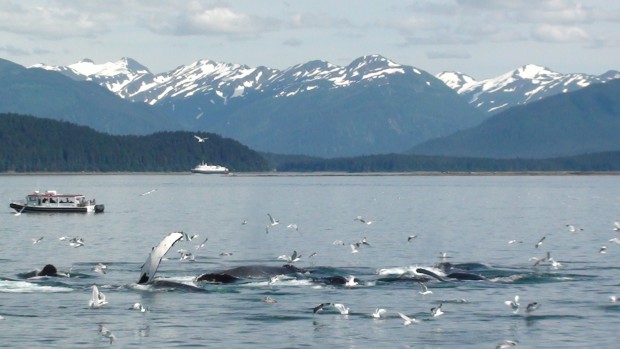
[
  {"xmin": 191, "ymin": 162, "xmax": 229, "ymax": 174},
  {"xmin": 9, "ymin": 190, "xmax": 104, "ymax": 213}
]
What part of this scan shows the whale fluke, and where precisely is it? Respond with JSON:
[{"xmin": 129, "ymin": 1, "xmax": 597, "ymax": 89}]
[{"xmin": 138, "ymin": 231, "xmax": 184, "ymax": 284}]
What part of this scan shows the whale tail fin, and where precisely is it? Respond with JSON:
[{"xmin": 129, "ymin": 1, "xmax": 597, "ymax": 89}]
[{"xmin": 138, "ymin": 231, "xmax": 184, "ymax": 284}]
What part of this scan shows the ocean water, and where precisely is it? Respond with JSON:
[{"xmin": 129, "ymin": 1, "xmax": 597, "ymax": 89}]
[{"xmin": 1, "ymin": 174, "xmax": 619, "ymax": 348}]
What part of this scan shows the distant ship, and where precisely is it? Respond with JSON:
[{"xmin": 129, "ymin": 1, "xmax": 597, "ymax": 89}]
[{"xmin": 191, "ymin": 162, "xmax": 229, "ymax": 174}]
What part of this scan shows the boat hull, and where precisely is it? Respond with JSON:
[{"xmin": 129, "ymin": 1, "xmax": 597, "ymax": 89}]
[
  {"xmin": 190, "ymin": 169, "xmax": 229, "ymax": 174},
  {"xmin": 10, "ymin": 202, "xmax": 104, "ymax": 214}
]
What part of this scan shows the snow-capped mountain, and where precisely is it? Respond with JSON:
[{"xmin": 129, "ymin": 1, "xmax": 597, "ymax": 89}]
[
  {"xmin": 34, "ymin": 54, "xmax": 425, "ymax": 106},
  {"xmin": 437, "ymin": 65, "xmax": 620, "ymax": 114},
  {"xmin": 28, "ymin": 55, "xmax": 487, "ymax": 157}
]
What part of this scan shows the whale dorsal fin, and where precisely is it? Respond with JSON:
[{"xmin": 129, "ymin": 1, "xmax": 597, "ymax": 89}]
[{"xmin": 138, "ymin": 231, "xmax": 184, "ymax": 284}]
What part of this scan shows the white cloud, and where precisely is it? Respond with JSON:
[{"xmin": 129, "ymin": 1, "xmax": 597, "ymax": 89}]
[
  {"xmin": 531, "ymin": 24, "xmax": 589, "ymax": 42},
  {"xmin": 426, "ymin": 50, "xmax": 471, "ymax": 59}
]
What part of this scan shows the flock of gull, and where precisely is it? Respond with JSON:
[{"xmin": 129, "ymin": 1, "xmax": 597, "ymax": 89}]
[{"xmin": 15, "ymin": 202, "xmax": 620, "ymax": 347}]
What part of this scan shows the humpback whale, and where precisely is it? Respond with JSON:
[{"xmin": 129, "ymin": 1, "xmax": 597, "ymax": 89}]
[
  {"xmin": 416, "ymin": 262, "xmax": 486, "ymax": 281},
  {"xmin": 138, "ymin": 231, "xmax": 184, "ymax": 284},
  {"xmin": 19, "ymin": 264, "xmax": 67, "ymax": 278},
  {"xmin": 196, "ymin": 264, "xmax": 304, "ymax": 283}
]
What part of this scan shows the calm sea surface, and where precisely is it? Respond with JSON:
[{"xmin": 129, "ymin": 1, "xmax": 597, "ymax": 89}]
[{"xmin": 1, "ymin": 174, "xmax": 620, "ymax": 348}]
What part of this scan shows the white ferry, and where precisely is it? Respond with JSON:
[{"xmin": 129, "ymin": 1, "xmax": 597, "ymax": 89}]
[
  {"xmin": 9, "ymin": 190, "xmax": 104, "ymax": 213},
  {"xmin": 191, "ymin": 162, "xmax": 229, "ymax": 174}
]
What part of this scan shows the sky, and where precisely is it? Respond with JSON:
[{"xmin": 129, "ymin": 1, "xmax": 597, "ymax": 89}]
[{"xmin": 1, "ymin": 0, "xmax": 619, "ymax": 79}]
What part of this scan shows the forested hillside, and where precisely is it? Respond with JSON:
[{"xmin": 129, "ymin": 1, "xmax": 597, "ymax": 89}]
[{"xmin": 0, "ymin": 113, "xmax": 269, "ymax": 172}]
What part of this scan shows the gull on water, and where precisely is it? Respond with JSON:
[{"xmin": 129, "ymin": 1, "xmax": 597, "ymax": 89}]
[
  {"xmin": 308, "ymin": 252, "xmax": 317, "ymax": 258},
  {"xmin": 431, "ymin": 303, "xmax": 444, "ymax": 317},
  {"xmin": 610, "ymin": 295, "xmax": 618, "ymax": 303},
  {"xmin": 69, "ymin": 237, "xmax": 84, "ymax": 248},
  {"xmin": 32, "ymin": 237, "xmax": 44, "ymax": 244},
  {"xmin": 418, "ymin": 282, "xmax": 433, "ymax": 296},
  {"xmin": 333, "ymin": 303, "xmax": 349, "ymax": 315},
  {"xmin": 504, "ymin": 295, "xmax": 520, "ymax": 314},
  {"xmin": 286, "ymin": 224, "xmax": 299, "ymax": 231},
  {"xmin": 193, "ymin": 135, "xmax": 208, "ymax": 142},
  {"xmin": 345, "ymin": 275, "xmax": 358, "ymax": 287},
  {"xmin": 372, "ymin": 308, "xmax": 386, "ymax": 319},
  {"xmin": 99, "ymin": 325, "xmax": 116, "ymax": 344},
  {"xmin": 609, "ymin": 237, "xmax": 620, "ymax": 244},
  {"xmin": 566, "ymin": 224, "xmax": 583, "ymax": 232},
  {"xmin": 397, "ymin": 312, "xmax": 420, "ymax": 325},
  {"xmin": 89, "ymin": 285, "xmax": 108, "ymax": 309},
  {"xmin": 241, "ymin": 219, "xmax": 248, "ymax": 225},
  {"xmin": 508, "ymin": 240, "xmax": 523, "ymax": 244},
  {"xmin": 525, "ymin": 302, "xmax": 540, "ymax": 314},
  {"xmin": 92, "ymin": 263, "xmax": 108, "ymax": 274},
  {"xmin": 130, "ymin": 302, "xmax": 147, "ymax": 312},
  {"xmin": 263, "ymin": 296, "xmax": 277, "ymax": 304},
  {"xmin": 313, "ymin": 303, "xmax": 331, "ymax": 314},
  {"xmin": 496, "ymin": 340, "xmax": 519, "ymax": 348},
  {"xmin": 350, "ymin": 243, "xmax": 359, "ymax": 253},
  {"xmin": 613, "ymin": 221, "xmax": 620, "ymax": 231}
]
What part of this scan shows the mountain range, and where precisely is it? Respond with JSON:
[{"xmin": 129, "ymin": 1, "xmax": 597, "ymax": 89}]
[
  {"xmin": 31, "ymin": 55, "xmax": 486, "ymax": 157},
  {"xmin": 437, "ymin": 64, "xmax": 620, "ymax": 114},
  {"xmin": 2, "ymin": 55, "xmax": 618, "ymax": 159}
]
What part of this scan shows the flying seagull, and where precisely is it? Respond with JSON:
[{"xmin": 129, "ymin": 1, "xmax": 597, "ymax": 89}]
[
  {"xmin": 313, "ymin": 303, "xmax": 331, "ymax": 314},
  {"xmin": 504, "ymin": 295, "xmax": 520, "ymax": 314},
  {"xmin": 333, "ymin": 303, "xmax": 349, "ymax": 315},
  {"xmin": 354, "ymin": 216, "xmax": 373, "ymax": 225},
  {"xmin": 99, "ymin": 325, "xmax": 116, "ymax": 344},
  {"xmin": 407, "ymin": 234, "xmax": 418, "ymax": 242},
  {"xmin": 418, "ymin": 282, "xmax": 432, "ymax": 296},
  {"xmin": 372, "ymin": 308, "xmax": 386, "ymax": 319},
  {"xmin": 89, "ymin": 285, "xmax": 108, "ymax": 309},
  {"xmin": 267, "ymin": 214, "xmax": 280, "ymax": 226},
  {"xmin": 431, "ymin": 303, "xmax": 444, "ymax": 317},
  {"xmin": 535, "ymin": 236, "xmax": 546, "ymax": 248},
  {"xmin": 397, "ymin": 312, "xmax": 420, "ymax": 325},
  {"xmin": 32, "ymin": 237, "xmax": 44, "ymax": 244},
  {"xmin": 194, "ymin": 135, "xmax": 208, "ymax": 142}
]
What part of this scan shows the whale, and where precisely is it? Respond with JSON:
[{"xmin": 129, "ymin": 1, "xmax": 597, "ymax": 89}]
[
  {"xmin": 138, "ymin": 231, "xmax": 184, "ymax": 284},
  {"xmin": 196, "ymin": 264, "xmax": 305, "ymax": 283},
  {"xmin": 19, "ymin": 264, "xmax": 69, "ymax": 278},
  {"xmin": 415, "ymin": 261, "xmax": 487, "ymax": 281}
]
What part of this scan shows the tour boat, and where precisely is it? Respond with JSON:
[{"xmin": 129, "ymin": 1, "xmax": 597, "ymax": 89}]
[{"xmin": 9, "ymin": 190, "xmax": 104, "ymax": 213}]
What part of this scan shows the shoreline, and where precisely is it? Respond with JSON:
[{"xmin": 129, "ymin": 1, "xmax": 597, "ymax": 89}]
[{"xmin": 2, "ymin": 171, "xmax": 620, "ymax": 176}]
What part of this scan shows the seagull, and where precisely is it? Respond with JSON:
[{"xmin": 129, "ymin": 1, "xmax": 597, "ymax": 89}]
[
  {"xmin": 609, "ymin": 237, "xmax": 620, "ymax": 244},
  {"xmin": 99, "ymin": 325, "xmax": 116, "ymax": 344},
  {"xmin": 139, "ymin": 189, "xmax": 157, "ymax": 196},
  {"xmin": 532, "ymin": 251, "xmax": 551, "ymax": 266},
  {"xmin": 345, "ymin": 275, "xmax": 358, "ymax": 287},
  {"xmin": 613, "ymin": 221, "xmax": 620, "ymax": 231},
  {"xmin": 267, "ymin": 213, "xmax": 280, "ymax": 226},
  {"xmin": 354, "ymin": 216, "xmax": 373, "ymax": 225},
  {"xmin": 333, "ymin": 303, "xmax": 349, "ymax": 315},
  {"xmin": 287, "ymin": 224, "xmax": 299, "ymax": 231},
  {"xmin": 566, "ymin": 224, "xmax": 583, "ymax": 232},
  {"xmin": 308, "ymin": 252, "xmax": 317, "ymax": 258},
  {"xmin": 332, "ymin": 240, "xmax": 345, "ymax": 245},
  {"xmin": 372, "ymin": 308, "xmax": 386, "ymax": 319},
  {"xmin": 504, "ymin": 295, "xmax": 520, "ymax": 314},
  {"xmin": 313, "ymin": 303, "xmax": 330, "ymax": 314},
  {"xmin": 600, "ymin": 246, "xmax": 608, "ymax": 254},
  {"xmin": 407, "ymin": 234, "xmax": 418, "ymax": 242},
  {"xmin": 277, "ymin": 250, "xmax": 301, "ymax": 264},
  {"xmin": 350, "ymin": 243, "xmax": 359, "ymax": 253},
  {"xmin": 535, "ymin": 236, "xmax": 546, "ymax": 248},
  {"xmin": 194, "ymin": 135, "xmax": 208, "ymax": 142},
  {"xmin": 397, "ymin": 312, "xmax": 420, "ymax": 325},
  {"xmin": 183, "ymin": 232, "xmax": 198, "ymax": 241},
  {"xmin": 508, "ymin": 239, "xmax": 523, "ymax": 244},
  {"xmin": 32, "ymin": 237, "xmax": 44, "ymax": 244},
  {"xmin": 263, "ymin": 296, "xmax": 277, "ymax": 304},
  {"xmin": 241, "ymin": 219, "xmax": 248, "ymax": 225},
  {"xmin": 219, "ymin": 252, "xmax": 233, "ymax": 256},
  {"xmin": 496, "ymin": 340, "xmax": 519, "ymax": 348},
  {"xmin": 92, "ymin": 263, "xmax": 108, "ymax": 274},
  {"xmin": 358, "ymin": 237, "xmax": 371, "ymax": 246},
  {"xmin": 14, "ymin": 206, "xmax": 25, "ymax": 216},
  {"xmin": 610, "ymin": 295, "xmax": 618, "ymax": 303},
  {"xmin": 69, "ymin": 237, "xmax": 84, "ymax": 248},
  {"xmin": 431, "ymin": 303, "xmax": 444, "ymax": 317},
  {"xmin": 525, "ymin": 302, "xmax": 540, "ymax": 314},
  {"xmin": 130, "ymin": 302, "xmax": 147, "ymax": 312},
  {"xmin": 195, "ymin": 237, "xmax": 209, "ymax": 250},
  {"xmin": 89, "ymin": 285, "xmax": 108, "ymax": 309},
  {"xmin": 418, "ymin": 282, "xmax": 433, "ymax": 295}
]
